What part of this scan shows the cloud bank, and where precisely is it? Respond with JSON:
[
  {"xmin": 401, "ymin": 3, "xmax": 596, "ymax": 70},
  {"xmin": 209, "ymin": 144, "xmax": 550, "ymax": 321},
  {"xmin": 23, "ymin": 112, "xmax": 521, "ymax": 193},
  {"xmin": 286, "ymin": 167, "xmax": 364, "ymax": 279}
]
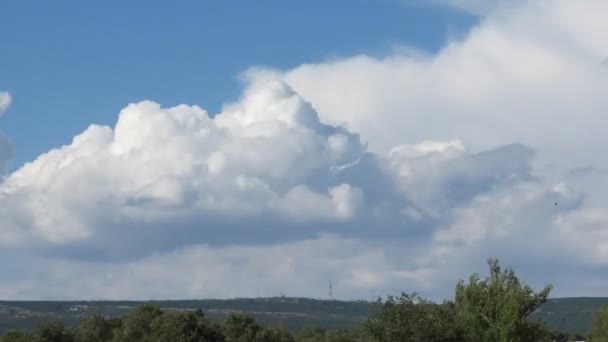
[{"xmin": 1, "ymin": 0, "xmax": 608, "ymax": 300}]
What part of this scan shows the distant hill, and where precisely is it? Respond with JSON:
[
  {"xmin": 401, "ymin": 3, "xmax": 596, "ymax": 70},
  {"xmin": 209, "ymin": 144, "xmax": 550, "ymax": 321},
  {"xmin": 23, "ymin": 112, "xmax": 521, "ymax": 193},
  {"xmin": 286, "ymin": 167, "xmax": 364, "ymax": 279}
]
[
  {"xmin": 531, "ymin": 297, "xmax": 608, "ymax": 335},
  {"xmin": 1, "ymin": 296, "xmax": 607, "ymax": 335},
  {"xmin": 0, "ymin": 297, "xmax": 371, "ymax": 334}
]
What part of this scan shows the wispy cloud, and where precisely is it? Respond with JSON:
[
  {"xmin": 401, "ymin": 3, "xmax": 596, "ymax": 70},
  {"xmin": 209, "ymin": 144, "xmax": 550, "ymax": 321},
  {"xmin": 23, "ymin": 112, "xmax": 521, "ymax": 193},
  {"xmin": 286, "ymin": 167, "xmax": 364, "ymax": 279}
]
[
  {"xmin": 0, "ymin": 92, "xmax": 13, "ymax": 173},
  {"xmin": 0, "ymin": 92, "xmax": 11, "ymax": 115},
  {"xmin": 399, "ymin": 0, "xmax": 527, "ymax": 15}
]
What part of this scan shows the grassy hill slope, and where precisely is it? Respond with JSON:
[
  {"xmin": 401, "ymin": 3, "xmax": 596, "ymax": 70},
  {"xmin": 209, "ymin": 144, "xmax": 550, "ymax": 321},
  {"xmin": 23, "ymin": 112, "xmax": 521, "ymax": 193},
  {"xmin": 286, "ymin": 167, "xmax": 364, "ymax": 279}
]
[{"xmin": 531, "ymin": 297, "xmax": 608, "ymax": 335}]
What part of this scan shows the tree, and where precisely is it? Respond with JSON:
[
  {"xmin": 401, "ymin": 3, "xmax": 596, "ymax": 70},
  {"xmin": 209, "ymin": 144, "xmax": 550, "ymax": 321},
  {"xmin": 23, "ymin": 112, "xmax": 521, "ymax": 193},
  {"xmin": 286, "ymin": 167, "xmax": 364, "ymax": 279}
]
[
  {"xmin": 223, "ymin": 313, "xmax": 296, "ymax": 342},
  {"xmin": 364, "ymin": 293, "xmax": 462, "ymax": 342},
  {"xmin": 150, "ymin": 309, "xmax": 225, "ymax": 342},
  {"xmin": 295, "ymin": 327, "xmax": 362, "ymax": 342},
  {"xmin": 1, "ymin": 330, "xmax": 29, "ymax": 342},
  {"xmin": 223, "ymin": 313, "xmax": 260, "ymax": 341},
  {"xmin": 32, "ymin": 322, "xmax": 74, "ymax": 342},
  {"xmin": 364, "ymin": 258, "xmax": 553, "ymax": 342},
  {"xmin": 590, "ymin": 304, "xmax": 608, "ymax": 341},
  {"xmin": 111, "ymin": 304, "xmax": 162, "ymax": 342},
  {"xmin": 324, "ymin": 329, "xmax": 360, "ymax": 342},
  {"xmin": 295, "ymin": 327, "xmax": 326, "ymax": 342},
  {"xmin": 454, "ymin": 258, "xmax": 552, "ymax": 342},
  {"xmin": 253, "ymin": 327, "xmax": 294, "ymax": 342},
  {"xmin": 75, "ymin": 315, "xmax": 120, "ymax": 342}
]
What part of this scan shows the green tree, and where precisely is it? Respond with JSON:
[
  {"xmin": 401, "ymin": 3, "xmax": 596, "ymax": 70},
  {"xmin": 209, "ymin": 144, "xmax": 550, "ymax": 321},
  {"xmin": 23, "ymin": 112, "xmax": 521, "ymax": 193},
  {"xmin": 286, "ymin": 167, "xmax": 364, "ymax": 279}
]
[
  {"xmin": 295, "ymin": 327, "xmax": 326, "ymax": 342},
  {"xmin": 111, "ymin": 305, "xmax": 162, "ymax": 342},
  {"xmin": 324, "ymin": 329, "xmax": 360, "ymax": 342},
  {"xmin": 223, "ymin": 313, "xmax": 260, "ymax": 341},
  {"xmin": 454, "ymin": 258, "xmax": 552, "ymax": 342},
  {"xmin": 75, "ymin": 315, "xmax": 121, "ymax": 342},
  {"xmin": 1, "ymin": 330, "xmax": 29, "ymax": 342},
  {"xmin": 223, "ymin": 313, "xmax": 296, "ymax": 342},
  {"xmin": 590, "ymin": 304, "xmax": 608, "ymax": 341},
  {"xmin": 150, "ymin": 309, "xmax": 225, "ymax": 342},
  {"xmin": 364, "ymin": 293, "xmax": 462, "ymax": 342},
  {"xmin": 32, "ymin": 322, "xmax": 74, "ymax": 342},
  {"xmin": 295, "ymin": 327, "xmax": 362, "ymax": 342},
  {"xmin": 252, "ymin": 327, "xmax": 294, "ymax": 342}
]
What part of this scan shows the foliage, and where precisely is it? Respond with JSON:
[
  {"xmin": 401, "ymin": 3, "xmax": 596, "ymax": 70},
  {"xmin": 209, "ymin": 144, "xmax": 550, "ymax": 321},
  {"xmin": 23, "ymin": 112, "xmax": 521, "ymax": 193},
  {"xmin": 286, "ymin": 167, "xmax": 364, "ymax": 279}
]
[
  {"xmin": 3, "ymin": 296, "xmax": 607, "ymax": 334},
  {"xmin": 149, "ymin": 309, "xmax": 224, "ymax": 342},
  {"xmin": 323, "ymin": 329, "xmax": 358, "ymax": 342},
  {"xmin": 454, "ymin": 258, "xmax": 552, "ymax": 342},
  {"xmin": 223, "ymin": 313, "xmax": 260, "ymax": 341},
  {"xmin": 1, "ymin": 329, "xmax": 28, "ymax": 342},
  {"xmin": 252, "ymin": 326, "xmax": 294, "ymax": 342},
  {"xmin": 110, "ymin": 304, "xmax": 162, "ymax": 342},
  {"xmin": 364, "ymin": 293, "xmax": 462, "ymax": 342},
  {"xmin": 0, "ymin": 298, "xmax": 369, "ymax": 334},
  {"xmin": 590, "ymin": 304, "xmax": 608, "ymax": 341},
  {"xmin": 295, "ymin": 327, "xmax": 363, "ymax": 342},
  {"xmin": 363, "ymin": 258, "xmax": 553, "ymax": 342},
  {"xmin": 223, "ymin": 313, "xmax": 295, "ymax": 342},
  {"xmin": 74, "ymin": 316, "xmax": 120, "ymax": 342},
  {"xmin": 32, "ymin": 322, "xmax": 74, "ymax": 342}
]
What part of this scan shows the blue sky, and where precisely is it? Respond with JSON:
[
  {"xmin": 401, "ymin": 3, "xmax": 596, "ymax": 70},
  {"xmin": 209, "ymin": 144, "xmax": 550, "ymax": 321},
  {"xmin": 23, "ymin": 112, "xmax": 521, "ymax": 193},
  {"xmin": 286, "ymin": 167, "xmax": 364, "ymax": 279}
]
[
  {"xmin": 1, "ymin": 1, "xmax": 608, "ymax": 300},
  {"xmin": 0, "ymin": 0, "xmax": 475, "ymax": 169}
]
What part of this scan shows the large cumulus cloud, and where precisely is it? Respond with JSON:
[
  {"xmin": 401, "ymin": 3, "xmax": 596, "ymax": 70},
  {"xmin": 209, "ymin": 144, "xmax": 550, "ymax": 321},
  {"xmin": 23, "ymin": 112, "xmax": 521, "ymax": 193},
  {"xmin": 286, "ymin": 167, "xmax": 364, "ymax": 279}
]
[
  {"xmin": 279, "ymin": 0, "xmax": 608, "ymax": 297},
  {"xmin": 0, "ymin": 76, "xmax": 531, "ymax": 257},
  {"xmin": 285, "ymin": 0, "xmax": 608, "ymax": 170},
  {"xmin": 0, "ymin": 74, "xmax": 548, "ymax": 299},
  {"xmin": 1, "ymin": 0, "xmax": 608, "ymax": 300},
  {"xmin": 0, "ymin": 79, "xmax": 370, "ymax": 253}
]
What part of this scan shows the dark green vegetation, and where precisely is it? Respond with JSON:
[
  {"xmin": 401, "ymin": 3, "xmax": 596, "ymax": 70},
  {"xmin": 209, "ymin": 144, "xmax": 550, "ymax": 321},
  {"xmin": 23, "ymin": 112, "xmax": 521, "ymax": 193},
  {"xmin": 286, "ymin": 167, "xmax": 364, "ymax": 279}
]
[
  {"xmin": 2, "ymin": 297, "xmax": 605, "ymax": 336},
  {"xmin": 531, "ymin": 297, "xmax": 608, "ymax": 335},
  {"xmin": 0, "ymin": 297, "xmax": 369, "ymax": 334},
  {"xmin": 1, "ymin": 259, "xmax": 606, "ymax": 341}
]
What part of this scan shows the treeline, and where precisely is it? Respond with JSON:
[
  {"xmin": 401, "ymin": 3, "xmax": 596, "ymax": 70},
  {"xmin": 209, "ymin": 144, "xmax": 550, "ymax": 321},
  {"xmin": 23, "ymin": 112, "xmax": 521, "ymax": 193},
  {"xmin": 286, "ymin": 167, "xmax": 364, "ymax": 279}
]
[{"xmin": 2, "ymin": 258, "xmax": 607, "ymax": 341}]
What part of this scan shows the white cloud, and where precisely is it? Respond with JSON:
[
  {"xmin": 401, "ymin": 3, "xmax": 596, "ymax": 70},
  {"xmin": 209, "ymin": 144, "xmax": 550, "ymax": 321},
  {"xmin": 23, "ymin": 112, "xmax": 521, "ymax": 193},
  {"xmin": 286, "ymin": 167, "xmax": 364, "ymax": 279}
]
[
  {"xmin": 433, "ymin": 0, "xmax": 527, "ymax": 15},
  {"xmin": 1, "ymin": 75, "xmax": 527, "ymax": 255},
  {"xmin": 0, "ymin": 235, "xmax": 425, "ymax": 300},
  {"xmin": 285, "ymin": 0, "xmax": 608, "ymax": 170},
  {"xmin": 0, "ymin": 92, "xmax": 13, "ymax": 173},
  {"xmin": 0, "ymin": 72, "xmax": 551, "ymax": 299},
  {"xmin": 415, "ymin": 174, "xmax": 608, "ymax": 298},
  {"xmin": 0, "ymin": 92, "xmax": 11, "ymax": 115},
  {"xmin": 399, "ymin": 0, "xmax": 526, "ymax": 16},
  {"xmin": 0, "ymin": 79, "xmax": 373, "ymax": 249},
  {"xmin": 277, "ymin": 0, "xmax": 608, "ymax": 298},
  {"xmin": 1, "ymin": 0, "xmax": 608, "ymax": 300},
  {"xmin": 0, "ymin": 134, "xmax": 12, "ymax": 174}
]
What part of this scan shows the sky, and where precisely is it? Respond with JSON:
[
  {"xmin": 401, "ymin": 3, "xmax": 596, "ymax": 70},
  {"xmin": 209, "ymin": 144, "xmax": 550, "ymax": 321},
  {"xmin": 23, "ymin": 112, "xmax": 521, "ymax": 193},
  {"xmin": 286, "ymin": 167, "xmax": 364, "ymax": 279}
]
[{"xmin": 0, "ymin": 0, "xmax": 607, "ymax": 300}]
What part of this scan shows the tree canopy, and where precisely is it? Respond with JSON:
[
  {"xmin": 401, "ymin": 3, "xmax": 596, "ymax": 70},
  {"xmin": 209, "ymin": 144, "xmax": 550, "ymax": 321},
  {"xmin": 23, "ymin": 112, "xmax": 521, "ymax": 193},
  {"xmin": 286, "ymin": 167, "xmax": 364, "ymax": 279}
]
[
  {"xmin": 590, "ymin": 304, "xmax": 608, "ymax": 341},
  {"xmin": 454, "ymin": 258, "xmax": 552, "ymax": 341}
]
